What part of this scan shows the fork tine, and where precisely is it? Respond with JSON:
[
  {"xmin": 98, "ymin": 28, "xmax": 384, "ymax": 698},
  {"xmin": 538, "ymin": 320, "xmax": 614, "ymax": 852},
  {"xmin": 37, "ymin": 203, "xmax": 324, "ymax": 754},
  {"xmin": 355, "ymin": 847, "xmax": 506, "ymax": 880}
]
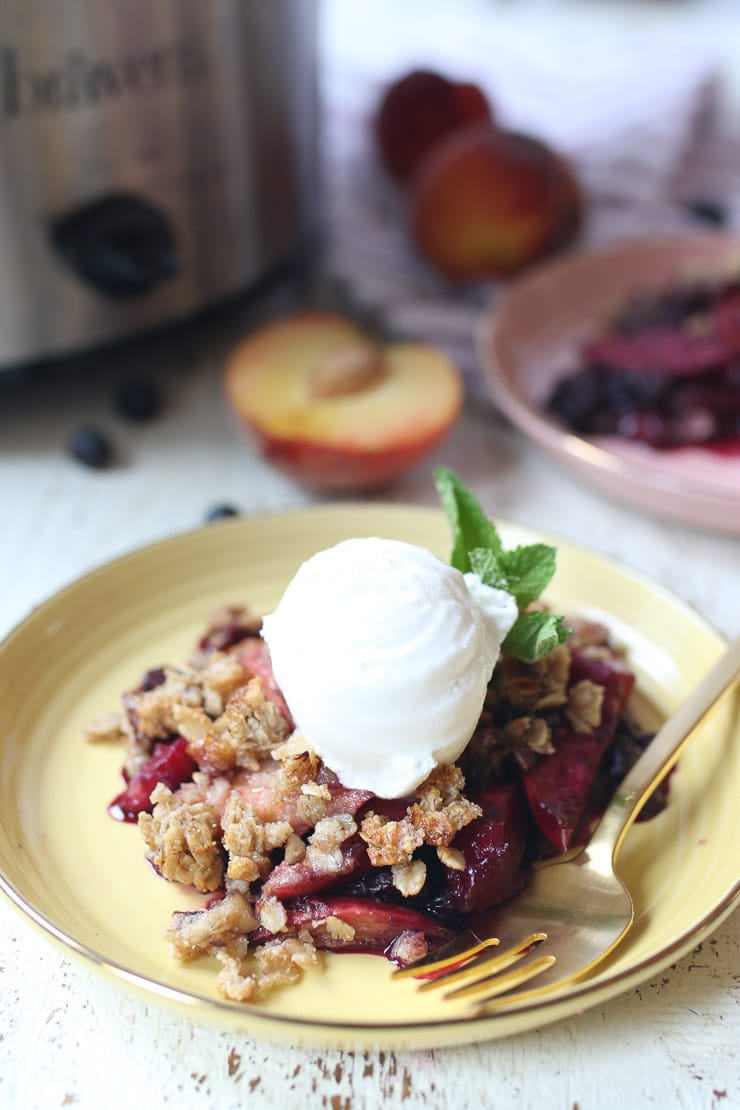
[
  {"xmin": 445, "ymin": 953, "xmax": 557, "ymax": 1002},
  {"xmin": 473, "ymin": 973, "xmax": 576, "ymax": 1014},
  {"xmin": 416, "ymin": 932, "xmax": 548, "ymax": 994},
  {"xmin": 391, "ymin": 932, "xmax": 499, "ymax": 981}
]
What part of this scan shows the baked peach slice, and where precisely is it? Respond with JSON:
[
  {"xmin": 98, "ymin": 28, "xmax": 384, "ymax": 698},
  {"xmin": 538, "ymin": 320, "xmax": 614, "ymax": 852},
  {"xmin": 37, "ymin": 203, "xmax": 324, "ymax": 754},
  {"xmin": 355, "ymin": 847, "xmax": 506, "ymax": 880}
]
[{"xmin": 225, "ymin": 312, "xmax": 463, "ymax": 490}]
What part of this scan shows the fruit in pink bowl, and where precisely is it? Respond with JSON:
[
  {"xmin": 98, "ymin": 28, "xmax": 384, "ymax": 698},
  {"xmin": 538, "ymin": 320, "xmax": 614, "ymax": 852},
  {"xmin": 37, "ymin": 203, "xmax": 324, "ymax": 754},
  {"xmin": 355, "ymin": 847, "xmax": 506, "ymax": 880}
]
[
  {"xmin": 411, "ymin": 124, "xmax": 582, "ymax": 280},
  {"xmin": 375, "ymin": 69, "xmax": 493, "ymax": 183},
  {"xmin": 225, "ymin": 312, "xmax": 463, "ymax": 491},
  {"xmin": 547, "ymin": 274, "xmax": 740, "ymax": 449}
]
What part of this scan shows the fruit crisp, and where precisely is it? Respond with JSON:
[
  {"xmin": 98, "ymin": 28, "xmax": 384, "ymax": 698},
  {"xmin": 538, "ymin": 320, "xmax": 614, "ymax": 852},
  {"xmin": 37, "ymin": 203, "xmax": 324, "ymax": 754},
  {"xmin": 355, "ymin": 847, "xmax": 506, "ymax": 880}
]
[{"xmin": 89, "ymin": 602, "xmax": 663, "ymax": 1004}]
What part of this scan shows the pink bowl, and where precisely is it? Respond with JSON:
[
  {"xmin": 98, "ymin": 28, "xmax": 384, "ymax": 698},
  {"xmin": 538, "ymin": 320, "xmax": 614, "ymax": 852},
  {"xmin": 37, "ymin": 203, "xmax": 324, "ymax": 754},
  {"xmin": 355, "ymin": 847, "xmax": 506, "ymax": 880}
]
[{"xmin": 477, "ymin": 234, "xmax": 740, "ymax": 534}]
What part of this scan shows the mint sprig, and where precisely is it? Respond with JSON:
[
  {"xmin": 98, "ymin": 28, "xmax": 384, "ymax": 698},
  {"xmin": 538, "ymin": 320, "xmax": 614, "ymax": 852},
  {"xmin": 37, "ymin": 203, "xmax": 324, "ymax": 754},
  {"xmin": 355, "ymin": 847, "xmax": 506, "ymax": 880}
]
[{"xmin": 434, "ymin": 467, "xmax": 570, "ymax": 662}]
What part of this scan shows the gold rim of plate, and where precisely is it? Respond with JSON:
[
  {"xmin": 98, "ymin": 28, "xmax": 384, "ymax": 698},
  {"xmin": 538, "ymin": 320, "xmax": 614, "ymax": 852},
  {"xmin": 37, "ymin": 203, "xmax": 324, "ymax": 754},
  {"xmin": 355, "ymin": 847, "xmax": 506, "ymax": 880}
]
[{"xmin": 0, "ymin": 504, "xmax": 737, "ymax": 1050}]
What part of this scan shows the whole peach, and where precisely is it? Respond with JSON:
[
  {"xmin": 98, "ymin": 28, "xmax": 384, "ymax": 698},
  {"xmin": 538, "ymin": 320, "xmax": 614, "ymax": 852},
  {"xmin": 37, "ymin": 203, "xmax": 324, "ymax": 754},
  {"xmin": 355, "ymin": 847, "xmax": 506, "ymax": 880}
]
[
  {"xmin": 375, "ymin": 69, "xmax": 493, "ymax": 183},
  {"xmin": 410, "ymin": 124, "xmax": 582, "ymax": 279}
]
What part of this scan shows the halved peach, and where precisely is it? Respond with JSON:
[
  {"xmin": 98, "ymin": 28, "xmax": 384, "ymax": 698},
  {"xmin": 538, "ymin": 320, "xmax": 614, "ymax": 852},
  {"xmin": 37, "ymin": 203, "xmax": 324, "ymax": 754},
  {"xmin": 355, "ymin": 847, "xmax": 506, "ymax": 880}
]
[{"xmin": 225, "ymin": 312, "xmax": 463, "ymax": 490}]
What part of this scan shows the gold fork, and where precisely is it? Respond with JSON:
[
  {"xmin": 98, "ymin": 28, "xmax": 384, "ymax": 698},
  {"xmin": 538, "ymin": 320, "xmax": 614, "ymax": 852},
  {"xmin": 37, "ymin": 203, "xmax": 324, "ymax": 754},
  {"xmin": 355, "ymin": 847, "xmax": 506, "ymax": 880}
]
[{"xmin": 393, "ymin": 636, "xmax": 740, "ymax": 1011}]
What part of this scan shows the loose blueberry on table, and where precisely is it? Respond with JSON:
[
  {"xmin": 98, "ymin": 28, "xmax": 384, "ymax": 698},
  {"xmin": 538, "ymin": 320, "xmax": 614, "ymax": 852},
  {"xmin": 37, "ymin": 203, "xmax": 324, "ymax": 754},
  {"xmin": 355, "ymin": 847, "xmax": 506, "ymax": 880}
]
[
  {"xmin": 113, "ymin": 378, "xmax": 162, "ymax": 422},
  {"xmin": 205, "ymin": 504, "xmax": 240, "ymax": 522},
  {"xmin": 68, "ymin": 427, "xmax": 113, "ymax": 469}
]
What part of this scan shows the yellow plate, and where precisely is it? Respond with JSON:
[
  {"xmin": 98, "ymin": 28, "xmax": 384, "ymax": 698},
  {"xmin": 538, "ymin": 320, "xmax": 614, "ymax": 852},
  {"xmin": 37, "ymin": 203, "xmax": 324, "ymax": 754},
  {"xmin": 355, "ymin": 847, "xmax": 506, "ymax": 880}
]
[{"xmin": 0, "ymin": 505, "xmax": 737, "ymax": 1050}]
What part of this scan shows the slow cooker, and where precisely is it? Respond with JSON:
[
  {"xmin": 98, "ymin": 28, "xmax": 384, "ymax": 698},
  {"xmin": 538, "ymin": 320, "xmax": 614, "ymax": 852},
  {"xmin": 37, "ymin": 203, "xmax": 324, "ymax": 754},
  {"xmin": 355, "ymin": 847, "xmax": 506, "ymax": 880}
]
[{"xmin": 0, "ymin": 0, "xmax": 318, "ymax": 367}]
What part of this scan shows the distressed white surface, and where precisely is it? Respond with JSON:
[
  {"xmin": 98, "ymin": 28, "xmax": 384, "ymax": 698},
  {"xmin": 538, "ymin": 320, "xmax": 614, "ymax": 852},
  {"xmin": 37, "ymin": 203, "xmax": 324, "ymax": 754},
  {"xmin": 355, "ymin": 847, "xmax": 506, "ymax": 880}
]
[
  {"xmin": 1, "ymin": 918, "xmax": 737, "ymax": 1109},
  {"xmin": 2, "ymin": 0, "xmax": 740, "ymax": 1103}
]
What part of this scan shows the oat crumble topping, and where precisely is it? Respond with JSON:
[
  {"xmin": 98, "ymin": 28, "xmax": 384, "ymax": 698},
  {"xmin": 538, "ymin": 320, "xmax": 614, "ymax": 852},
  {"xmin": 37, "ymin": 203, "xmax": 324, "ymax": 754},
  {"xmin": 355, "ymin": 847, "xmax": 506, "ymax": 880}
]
[
  {"xmin": 566, "ymin": 678, "xmax": 605, "ymax": 733},
  {"xmin": 182, "ymin": 677, "xmax": 290, "ymax": 774},
  {"xmin": 359, "ymin": 766, "xmax": 481, "ymax": 866},
  {"xmin": 256, "ymin": 894, "xmax": 288, "ymax": 934},
  {"xmin": 436, "ymin": 846, "xmax": 465, "ymax": 871},
  {"xmin": 84, "ymin": 710, "xmax": 129, "ymax": 745},
  {"xmin": 391, "ymin": 858, "xmax": 427, "ymax": 897},
  {"xmin": 214, "ymin": 930, "xmax": 319, "ymax": 1003},
  {"xmin": 408, "ymin": 765, "xmax": 482, "ymax": 847},
  {"xmin": 120, "ymin": 653, "xmax": 247, "ymax": 774},
  {"xmin": 295, "ymin": 790, "xmax": 336, "ymax": 830},
  {"xmin": 496, "ymin": 644, "xmax": 571, "ymax": 711},
  {"xmin": 501, "ymin": 716, "xmax": 555, "ymax": 770},
  {"xmin": 271, "ymin": 733, "xmax": 326, "ymax": 810},
  {"xmin": 139, "ymin": 782, "xmax": 224, "ymax": 892},
  {"xmin": 305, "ymin": 813, "xmax": 357, "ymax": 873},
  {"xmin": 221, "ymin": 793, "xmax": 293, "ymax": 884},
  {"xmin": 166, "ymin": 891, "xmax": 258, "ymax": 960},
  {"xmin": 359, "ymin": 811, "xmax": 425, "ymax": 867},
  {"xmin": 283, "ymin": 832, "xmax": 307, "ymax": 865}
]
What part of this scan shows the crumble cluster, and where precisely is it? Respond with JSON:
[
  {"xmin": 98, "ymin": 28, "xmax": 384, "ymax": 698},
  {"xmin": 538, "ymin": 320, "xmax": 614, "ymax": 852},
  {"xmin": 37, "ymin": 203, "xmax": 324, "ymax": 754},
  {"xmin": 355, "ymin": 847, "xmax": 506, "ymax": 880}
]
[
  {"xmin": 359, "ymin": 765, "xmax": 481, "ymax": 894},
  {"xmin": 460, "ymin": 619, "xmax": 614, "ymax": 783}
]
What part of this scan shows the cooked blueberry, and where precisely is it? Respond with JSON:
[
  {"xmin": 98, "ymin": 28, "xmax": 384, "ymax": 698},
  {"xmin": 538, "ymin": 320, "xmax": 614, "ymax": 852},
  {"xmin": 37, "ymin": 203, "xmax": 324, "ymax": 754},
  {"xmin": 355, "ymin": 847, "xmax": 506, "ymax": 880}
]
[
  {"xmin": 69, "ymin": 427, "xmax": 113, "ymax": 468},
  {"xmin": 547, "ymin": 366, "xmax": 602, "ymax": 428},
  {"xmin": 113, "ymin": 378, "xmax": 162, "ymax": 421},
  {"xmin": 603, "ymin": 368, "xmax": 668, "ymax": 412},
  {"xmin": 140, "ymin": 667, "xmax": 167, "ymax": 691},
  {"xmin": 205, "ymin": 504, "xmax": 240, "ymax": 522}
]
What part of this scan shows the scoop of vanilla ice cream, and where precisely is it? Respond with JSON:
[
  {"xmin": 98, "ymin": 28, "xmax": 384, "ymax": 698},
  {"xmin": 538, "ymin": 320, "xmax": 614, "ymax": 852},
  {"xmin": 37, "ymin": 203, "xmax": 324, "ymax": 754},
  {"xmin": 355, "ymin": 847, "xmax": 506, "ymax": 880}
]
[{"xmin": 261, "ymin": 537, "xmax": 518, "ymax": 798}]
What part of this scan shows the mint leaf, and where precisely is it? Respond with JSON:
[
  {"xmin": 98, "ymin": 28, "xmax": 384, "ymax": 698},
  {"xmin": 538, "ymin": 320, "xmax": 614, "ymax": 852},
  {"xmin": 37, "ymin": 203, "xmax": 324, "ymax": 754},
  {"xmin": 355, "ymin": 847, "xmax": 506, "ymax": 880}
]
[
  {"xmin": 468, "ymin": 547, "xmax": 509, "ymax": 591},
  {"xmin": 499, "ymin": 544, "xmax": 557, "ymax": 609},
  {"xmin": 503, "ymin": 612, "xmax": 570, "ymax": 662},
  {"xmin": 434, "ymin": 467, "xmax": 502, "ymax": 573}
]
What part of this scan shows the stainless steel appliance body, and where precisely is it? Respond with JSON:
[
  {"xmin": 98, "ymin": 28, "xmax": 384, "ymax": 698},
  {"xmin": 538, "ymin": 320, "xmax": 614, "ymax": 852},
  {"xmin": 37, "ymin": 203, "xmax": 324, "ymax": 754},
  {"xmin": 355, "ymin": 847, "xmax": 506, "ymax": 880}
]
[{"xmin": 0, "ymin": 0, "xmax": 318, "ymax": 366}]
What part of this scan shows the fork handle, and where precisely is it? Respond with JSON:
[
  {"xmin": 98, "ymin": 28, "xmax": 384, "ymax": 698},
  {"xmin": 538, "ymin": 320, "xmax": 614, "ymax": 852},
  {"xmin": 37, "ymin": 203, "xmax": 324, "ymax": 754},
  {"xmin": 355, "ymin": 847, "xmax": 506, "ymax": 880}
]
[{"xmin": 587, "ymin": 635, "xmax": 740, "ymax": 864}]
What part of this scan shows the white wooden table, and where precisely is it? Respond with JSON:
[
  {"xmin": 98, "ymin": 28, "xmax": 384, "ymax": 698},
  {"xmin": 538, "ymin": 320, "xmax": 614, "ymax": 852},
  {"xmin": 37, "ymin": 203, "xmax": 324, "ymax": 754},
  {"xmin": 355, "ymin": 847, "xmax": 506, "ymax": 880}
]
[{"xmin": 1, "ymin": 284, "xmax": 738, "ymax": 1109}]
